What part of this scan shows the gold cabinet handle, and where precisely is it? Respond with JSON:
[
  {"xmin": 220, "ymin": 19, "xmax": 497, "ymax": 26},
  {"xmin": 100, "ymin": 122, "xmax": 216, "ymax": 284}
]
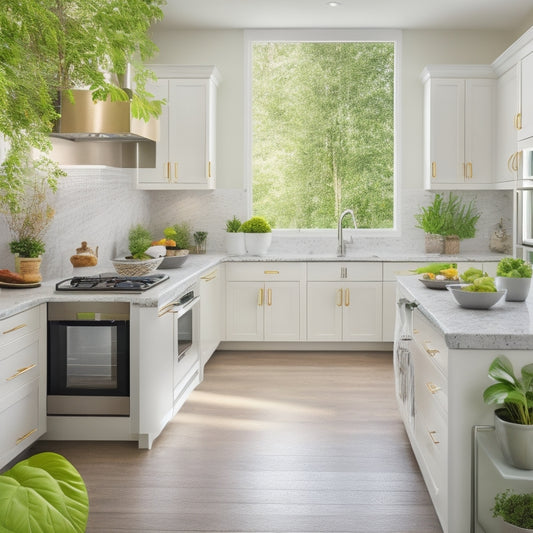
[
  {"xmin": 174, "ymin": 162, "xmax": 178, "ymax": 182},
  {"xmin": 208, "ymin": 161, "xmax": 212, "ymax": 178},
  {"xmin": 258, "ymin": 288, "xmax": 264, "ymax": 306},
  {"xmin": 336, "ymin": 289, "xmax": 343, "ymax": 307},
  {"xmin": 431, "ymin": 161, "xmax": 437, "ymax": 178},
  {"xmin": 413, "ymin": 329, "xmax": 419, "ymax": 335},
  {"xmin": 425, "ymin": 382, "xmax": 441, "ymax": 395},
  {"xmin": 462, "ymin": 162, "xmax": 466, "ymax": 180},
  {"xmin": 466, "ymin": 162, "xmax": 473, "ymax": 179},
  {"xmin": 512, "ymin": 151, "xmax": 519, "ymax": 172},
  {"xmin": 16, "ymin": 428, "xmax": 37, "ymax": 445},
  {"xmin": 423, "ymin": 342, "xmax": 439, "ymax": 357},
  {"xmin": 6, "ymin": 363, "xmax": 37, "ymax": 381},
  {"xmin": 428, "ymin": 430, "xmax": 440, "ymax": 445},
  {"xmin": 3, "ymin": 323, "xmax": 27, "ymax": 335},
  {"xmin": 344, "ymin": 288, "xmax": 350, "ymax": 307},
  {"xmin": 507, "ymin": 153, "xmax": 514, "ymax": 172},
  {"xmin": 267, "ymin": 288, "xmax": 272, "ymax": 306},
  {"xmin": 264, "ymin": 270, "xmax": 279, "ymax": 275},
  {"xmin": 516, "ymin": 112, "xmax": 522, "ymax": 130},
  {"xmin": 165, "ymin": 162, "xmax": 171, "ymax": 182},
  {"xmin": 200, "ymin": 270, "xmax": 217, "ymax": 282}
]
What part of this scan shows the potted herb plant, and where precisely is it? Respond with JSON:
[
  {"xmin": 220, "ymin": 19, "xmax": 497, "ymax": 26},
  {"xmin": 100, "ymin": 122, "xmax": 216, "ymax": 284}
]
[
  {"xmin": 193, "ymin": 231, "xmax": 208, "ymax": 254},
  {"xmin": 483, "ymin": 355, "xmax": 533, "ymax": 470},
  {"xmin": 440, "ymin": 192, "xmax": 480, "ymax": 254},
  {"xmin": 240, "ymin": 216, "xmax": 272, "ymax": 256},
  {"xmin": 492, "ymin": 490, "xmax": 533, "ymax": 532},
  {"xmin": 112, "ymin": 225, "xmax": 163, "ymax": 276},
  {"xmin": 495, "ymin": 257, "xmax": 533, "ymax": 302},
  {"xmin": 414, "ymin": 193, "xmax": 446, "ymax": 253},
  {"xmin": 225, "ymin": 216, "xmax": 245, "ymax": 256}
]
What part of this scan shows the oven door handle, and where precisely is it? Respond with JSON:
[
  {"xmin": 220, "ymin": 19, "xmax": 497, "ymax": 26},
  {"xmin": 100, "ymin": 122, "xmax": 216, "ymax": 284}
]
[{"xmin": 159, "ymin": 296, "xmax": 200, "ymax": 318}]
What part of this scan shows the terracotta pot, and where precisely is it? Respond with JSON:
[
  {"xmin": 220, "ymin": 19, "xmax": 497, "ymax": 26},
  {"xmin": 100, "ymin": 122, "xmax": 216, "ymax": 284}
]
[
  {"xmin": 444, "ymin": 235, "xmax": 460, "ymax": 255},
  {"xmin": 424, "ymin": 233, "xmax": 444, "ymax": 254}
]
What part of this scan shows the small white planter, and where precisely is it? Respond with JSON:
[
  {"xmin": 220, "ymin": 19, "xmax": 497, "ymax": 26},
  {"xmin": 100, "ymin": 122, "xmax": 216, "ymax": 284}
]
[
  {"xmin": 502, "ymin": 521, "xmax": 533, "ymax": 533},
  {"xmin": 495, "ymin": 276, "xmax": 532, "ymax": 302},
  {"xmin": 495, "ymin": 410, "xmax": 533, "ymax": 470},
  {"xmin": 225, "ymin": 232, "xmax": 245, "ymax": 256},
  {"xmin": 244, "ymin": 233, "xmax": 272, "ymax": 256}
]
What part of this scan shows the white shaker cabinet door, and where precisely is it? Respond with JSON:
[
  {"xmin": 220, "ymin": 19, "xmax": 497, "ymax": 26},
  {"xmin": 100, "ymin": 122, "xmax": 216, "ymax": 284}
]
[
  {"xmin": 342, "ymin": 282, "xmax": 382, "ymax": 342},
  {"xmin": 307, "ymin": 282, "xmax": 343, "ymax": 341},
  {"xmin": 264, "ymin": 282, "xmax": 301, "ymax": 342},
  {"xmin": 226, "ymin": 282, "xmax": 264, "ymax": 341}
]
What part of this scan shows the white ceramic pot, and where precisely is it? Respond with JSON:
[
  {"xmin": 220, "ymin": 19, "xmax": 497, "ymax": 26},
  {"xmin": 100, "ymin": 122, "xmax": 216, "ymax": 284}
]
[
  {"xmin": 495, "ymin": 276, "xmax": 532, "ymax": 302},
  {"xmin": 225, "ymin": 232, "xmax": 245, "ymax": 256},
  {"xmin": 502, "ymin": 521, "xmax": 533, "ymax": 532},
  {"xmin": 244, "ymin": 232, "xmax": 272, "ymax": 256},
  {"xmin": 495, "ymin": 410, "xmax": 533, "ymax": 470}
]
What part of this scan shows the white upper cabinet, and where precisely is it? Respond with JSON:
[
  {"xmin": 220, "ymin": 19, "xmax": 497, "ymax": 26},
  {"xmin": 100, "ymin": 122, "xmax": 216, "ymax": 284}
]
[
  {"xmin": 421, "ymin": 66, "xmax": 495, "ymax": 190},
  {"xmin": 494, "ymin": 64, "xmax": 519, "ymax": 187},
  {"xmin": 136, "ymin": 65, "xmax": 221, "ymax": 190},
  {"xmin": 518, "ymin": 51, "xmax": 533, "ymax": 141}
]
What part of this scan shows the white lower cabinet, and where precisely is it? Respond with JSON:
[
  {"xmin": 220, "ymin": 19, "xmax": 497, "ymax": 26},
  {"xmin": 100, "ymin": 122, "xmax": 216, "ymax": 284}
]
[
  {"xmin": 199, "ymin": 266, "xmax": 223, "ymax": 368},
  {"xmin": 0, "ymin": 305, "xmax": 46, "ymax": 468},
  {"xmin": 225, "ymin": 262, "xmax": 306, "ymax": 342},
  {"xmin": 307, "ymin": 262, "xmax": 382, "ymax": 342}
]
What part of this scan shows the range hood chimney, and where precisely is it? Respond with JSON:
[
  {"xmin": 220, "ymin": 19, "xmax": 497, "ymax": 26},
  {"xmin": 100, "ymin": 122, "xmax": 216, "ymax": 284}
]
[{"xmin": 51, "ymin": 67, "xmax": 159, "ymax": 142}]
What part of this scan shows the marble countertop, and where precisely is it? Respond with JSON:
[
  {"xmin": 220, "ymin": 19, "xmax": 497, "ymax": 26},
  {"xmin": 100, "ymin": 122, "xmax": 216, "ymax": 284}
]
[
  {"xmin": 397, "ymin": 275, "xmax": 533, "ymax": 350},
  {"xmin": 0, "ymin": 250, "xmax": 506, "ymax": 321}
]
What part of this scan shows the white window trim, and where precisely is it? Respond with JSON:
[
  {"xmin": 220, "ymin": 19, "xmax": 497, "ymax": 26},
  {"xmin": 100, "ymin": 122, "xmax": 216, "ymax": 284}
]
[{"xmin": 244, "ymin": 28, "xmax": 402, "ymax": 238}]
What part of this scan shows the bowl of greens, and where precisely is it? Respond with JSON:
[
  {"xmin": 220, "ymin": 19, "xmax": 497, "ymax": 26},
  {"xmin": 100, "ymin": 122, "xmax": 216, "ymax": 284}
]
[{"xmin": 446, "ymin": 277, "xmax": 506, "ymax": 309}]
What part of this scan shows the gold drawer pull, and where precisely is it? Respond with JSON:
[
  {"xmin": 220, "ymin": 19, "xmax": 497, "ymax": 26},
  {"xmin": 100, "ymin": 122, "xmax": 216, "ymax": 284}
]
[
  {"xmin": 344, "ymin": 288, "xmax": 350, "ymax": 307},
  {"xmin": 258, "ymin": 288, "xmax": 264, "ymax": 306},
  {"xmin": 431, "ymin": 161, "xmax": 437, "ymax": 178},
  {"xmin": 6, "ymin": 363, "xmax": 37, "ymax": 381},
  {"xmin": 413, "ymin": 329, "xmax": 419, "ymax": 334},
  {"xmin": 336, "ymin": 289, "xmax": 343, "ymax": 307},
  {"xmin": 425, "ymin": 382, "xmax": 441, "ymax": 395},
  {"xmin": 3, "ymin": 323, "xmax": 27, "ymax": 335},
  {"xmin": 16, "ymin": 428, "xmax": 37, "ymax": 445},
  {"xmin": 267, "ymin": 288, "xmax": 272, "ymax": 306},
  {"xmin": 428, "ymin": 430, "xmax": 440, "ymax": 445},
  {"xmin": 264, "ymin": 270, "xmax": 279, "ymax": 275},
  {"xmin": 200, "ymin": 271, "xmax": 217, "ymax": 282},
  {"xmin": 423, "ymin": 342, "xmax": 439, "ymax": 357}
]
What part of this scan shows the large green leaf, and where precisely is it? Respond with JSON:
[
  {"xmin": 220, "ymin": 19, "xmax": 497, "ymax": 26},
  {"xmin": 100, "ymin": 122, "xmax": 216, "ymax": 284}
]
[
  {"xmin": 488, "ymin": 355, "xmax": 519, "ymax": 386},
  {"xmin": 521, "ymin": 363, "xmax": 533, "ymax": 391},
  {"xmin": 483, "ymin": 382, "xmax": 515, "ymax": 404},
  {"xmin": 0, "ymin": 452, "xmax": 88, "ymax": 533}
]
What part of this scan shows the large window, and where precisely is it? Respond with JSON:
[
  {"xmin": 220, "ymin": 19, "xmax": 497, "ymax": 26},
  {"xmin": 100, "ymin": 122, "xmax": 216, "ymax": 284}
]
[{"xmin": 247, "ymin": 30, "xmax": 400, "ymax": 231}]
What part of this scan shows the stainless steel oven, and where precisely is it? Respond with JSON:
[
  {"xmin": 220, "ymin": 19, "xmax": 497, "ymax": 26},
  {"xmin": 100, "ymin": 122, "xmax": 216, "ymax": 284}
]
[{"xmin": 47, "ymin": 302, "xmax": 130, "ymax": 416}]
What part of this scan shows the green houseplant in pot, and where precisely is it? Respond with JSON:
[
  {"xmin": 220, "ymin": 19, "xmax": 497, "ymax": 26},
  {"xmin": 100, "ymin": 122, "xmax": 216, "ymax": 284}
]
[
  {"xmin": 224, "ymin": 216, "xmax": 245, "ymax": 256},
  {"xmin": 496, "ymin": 257, "xmax": 533, "ymax": 302},
  {"xmin": 240, "ymin": 216, "xmax": 272, "ymax": 256},
  {"xmin": 440, "ymin": 192, "xmax": 480, "ymax": 254},
  {"xmin": 493, "ymin": 490, "xmax": 533, "ymax": 532},
  {"xmin": 414, "ymin": 193, "xmax": 446, "ymax": 253},
  {"xmin": 483, "ymin": 355, "xmax": 533, "ymax": 470}
]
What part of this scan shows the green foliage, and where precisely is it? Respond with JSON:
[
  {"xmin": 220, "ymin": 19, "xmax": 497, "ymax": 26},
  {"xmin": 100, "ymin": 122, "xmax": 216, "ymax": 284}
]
[
  {"xmin": 415, "ymin": 192, "xmax": 480, "ymax": 239},
  {"xmin": 462, "ymin": 276, "xmax": 497, "ymax": 292},
  {"xmin": 0, "ymin": 452, "xmax": 88, "ymax": 533},
  {"xmin": 483, "ymin": 355, "xmax": 533, "ymax": 425},
  {"xmin": 225, "ymin": 216, "xmax": 242, "ymax": 233},
  {"xmin": 193, "ymin": 231, "xmax": 208, "ymax": 244},
  {"xmin": 414, "ymin": 193, "xmax": 446, "ymax": 235},
  {"xmin": 493, "ymin": 490, "xmax": 533, "ymax": 528},
  {"xmin": 412, "ymin": 262, "xmax": 456, "ymax": 275},
  {"xmin": 9, "ymin": 237, "xmax": 46, "ymax": 258},
  {"xmin": 163, "ymin": 226, "xmax": 177, "ymax": 239},
  {"xmin": 240, "ymin": 216, "xmax": 272, "ymax": 233},
  {"xmin": 497, "ymin": 257, "xmax": 533, "ymax": 278},
  {"xmin": 172, "ymin": 222, "xmax": 191, "ymax": 249},
  {"xmin": 252, "ymin": 42, "xmax": 394, "ymax": 229},
  {"xmin": 0, "ymin": 0, "xmax": 165, "ymax": 217},
  {"xmin": 128, "ymin": 225, "xmax": 152, "ymax": 259}
]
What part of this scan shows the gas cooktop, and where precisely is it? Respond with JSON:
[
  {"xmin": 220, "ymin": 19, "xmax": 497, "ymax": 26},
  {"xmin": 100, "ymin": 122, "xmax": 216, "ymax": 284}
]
[{"xmin": 55, "ymin": 273, "xmax": 169, "ymax": 293}]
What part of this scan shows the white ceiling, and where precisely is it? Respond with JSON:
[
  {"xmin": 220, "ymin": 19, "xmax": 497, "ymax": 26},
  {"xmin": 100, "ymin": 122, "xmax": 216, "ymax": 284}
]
[{"xmin": 157, "ymin": 0, "xmax": 533, "ymax": 31}]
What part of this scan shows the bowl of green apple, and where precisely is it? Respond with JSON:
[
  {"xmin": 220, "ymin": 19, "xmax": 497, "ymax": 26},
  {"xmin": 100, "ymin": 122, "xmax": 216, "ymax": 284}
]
[{"xmin": 446, "ymin": 275, "xmax": 506, "ymax": 310}]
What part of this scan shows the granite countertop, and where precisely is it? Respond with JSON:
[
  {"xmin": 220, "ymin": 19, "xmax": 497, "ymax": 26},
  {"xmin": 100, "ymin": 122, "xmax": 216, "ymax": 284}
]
[
  {"xmin": 0, "ymin": 251, "xmax": 506, "ymax": 321},
  {"xmin": 397, "ymin": 275, "xmax": 533, "ymax": 350}
]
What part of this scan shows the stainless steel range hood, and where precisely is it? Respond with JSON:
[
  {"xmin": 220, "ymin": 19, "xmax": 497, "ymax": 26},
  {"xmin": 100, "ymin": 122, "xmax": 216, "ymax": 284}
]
[{"xmin": 51, "ymin": 89, "xmax": 159, "ymax": 142}]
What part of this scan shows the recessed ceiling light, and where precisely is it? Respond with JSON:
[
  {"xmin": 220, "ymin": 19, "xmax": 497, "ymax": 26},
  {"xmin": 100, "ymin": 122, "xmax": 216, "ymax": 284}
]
[{"xmin": 327, "ymin": 1, "xmax": 341, "ymax": 6}]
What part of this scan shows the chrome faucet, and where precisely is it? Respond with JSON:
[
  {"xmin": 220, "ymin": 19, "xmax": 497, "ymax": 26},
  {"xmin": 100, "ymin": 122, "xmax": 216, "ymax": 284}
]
[{"xmin": 337, "ymin": 209, "xmax": 357, "ymax": 257}]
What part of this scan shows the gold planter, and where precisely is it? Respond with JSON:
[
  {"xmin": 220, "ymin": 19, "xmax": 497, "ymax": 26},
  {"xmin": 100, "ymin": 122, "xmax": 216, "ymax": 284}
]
[{"xmin": 15, "ymin": 255, "xmax": 42, "ymax": 283}]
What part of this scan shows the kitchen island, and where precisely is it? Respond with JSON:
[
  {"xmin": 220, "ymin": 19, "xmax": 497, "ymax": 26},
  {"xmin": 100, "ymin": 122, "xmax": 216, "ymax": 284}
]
[{"xmin": 395, "ymin": 275, "xmax": 533, "ymax": 533}]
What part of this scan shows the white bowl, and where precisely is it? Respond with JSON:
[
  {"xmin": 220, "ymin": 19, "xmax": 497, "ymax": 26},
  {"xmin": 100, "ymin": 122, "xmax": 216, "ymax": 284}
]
[
  {"xmin": 158, "ymin": 254, "xmax": 189, "ymax": 269},
  {"xmin": 446, "ymin": 284, "xmax": 506, "ymax": 309}
]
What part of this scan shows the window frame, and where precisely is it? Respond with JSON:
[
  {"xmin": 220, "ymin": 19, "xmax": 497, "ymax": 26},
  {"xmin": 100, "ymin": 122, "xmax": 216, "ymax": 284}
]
[{"xmin": 244, "ymin": 28, "xmax": 402, "ymax": 237}]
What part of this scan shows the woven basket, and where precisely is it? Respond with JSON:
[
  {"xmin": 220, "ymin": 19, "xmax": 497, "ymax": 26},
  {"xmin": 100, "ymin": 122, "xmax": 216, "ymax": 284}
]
[{"xmin": 111, "ymin": 257, "xmax": 163, "ymax": 276}]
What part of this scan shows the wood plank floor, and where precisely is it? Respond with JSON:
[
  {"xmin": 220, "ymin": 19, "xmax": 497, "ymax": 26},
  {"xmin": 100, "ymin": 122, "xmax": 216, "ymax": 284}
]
[{"xmin": 29, "ymin": 350, "xmax": 443, "ymax": 533}]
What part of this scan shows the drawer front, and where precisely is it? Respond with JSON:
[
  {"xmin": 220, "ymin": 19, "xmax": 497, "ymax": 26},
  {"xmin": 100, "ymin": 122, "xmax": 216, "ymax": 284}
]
[
  {"xmin": 413, "ymin": 311, "xmax": 448, "ymax": 375},
  {"xmin": 307, "ymin": 262, "xmax": 381, "ymax": 281},
  {"xmin": 0, "ymin": 380, "xmax": 41, "ymax": 463},
  {"xmin": 383, "ymin": 261, "xmax": 481, "ymax": 281},
  {"xmin": 0, "ymin": 306, "xmax": 41, "ymax": 349},
  {"xmin": 226, "ymin": 262, "xmax": 305, "ymax": 281},
  {"xmin": 0, "ymin": 331, "xmax": 40, "ymax": 398}
]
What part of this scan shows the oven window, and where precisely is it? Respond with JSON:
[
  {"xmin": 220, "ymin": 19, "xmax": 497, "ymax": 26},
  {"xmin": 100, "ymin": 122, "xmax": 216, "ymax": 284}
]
[
  {"xmin": 66, "ymin": 326, "xmax": 118, "ymax": 389},
  {"xmin": 177, "ymin": 308, "xmax": 193, "ymax": 360}
]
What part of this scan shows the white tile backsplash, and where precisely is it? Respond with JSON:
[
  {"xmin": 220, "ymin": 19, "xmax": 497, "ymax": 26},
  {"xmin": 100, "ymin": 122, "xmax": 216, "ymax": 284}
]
[{"xmin": 0, "ymin": 168, "xmax": 513, "ymax": 281}]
